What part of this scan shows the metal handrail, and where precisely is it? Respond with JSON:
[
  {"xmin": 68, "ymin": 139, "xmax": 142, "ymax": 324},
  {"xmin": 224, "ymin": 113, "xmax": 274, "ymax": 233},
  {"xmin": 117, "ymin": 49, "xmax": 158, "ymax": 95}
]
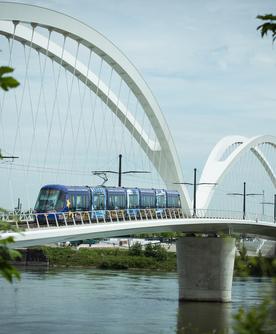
[{"xmin": 0, "ymin": 208, "xmax": 274, "ymax": 230}]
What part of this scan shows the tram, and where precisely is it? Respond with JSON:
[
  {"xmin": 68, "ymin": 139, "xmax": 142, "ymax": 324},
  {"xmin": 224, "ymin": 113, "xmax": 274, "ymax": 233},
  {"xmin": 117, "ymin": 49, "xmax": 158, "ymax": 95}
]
[{"xmin": 34, "ymin": 184, "xmax": 181, "ymax": 223}]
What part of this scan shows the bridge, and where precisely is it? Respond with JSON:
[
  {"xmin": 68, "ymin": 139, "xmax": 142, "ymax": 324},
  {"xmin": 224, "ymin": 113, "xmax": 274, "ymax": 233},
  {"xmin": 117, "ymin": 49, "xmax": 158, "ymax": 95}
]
[
  {"xmin": 2, "ymin": 208, "xmax": 276, "ymax": 248},
  {"xmin": 0, "ymin": 2, "xmax": 275, "ymax": 303}
]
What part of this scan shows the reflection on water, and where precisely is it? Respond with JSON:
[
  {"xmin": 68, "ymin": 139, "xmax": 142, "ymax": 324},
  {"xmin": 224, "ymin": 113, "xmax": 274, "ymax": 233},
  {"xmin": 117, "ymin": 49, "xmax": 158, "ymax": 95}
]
[
  {"xmin": 0, "ymin": 268, "xmax": 275, "ymax": 334},
  {"xmin": 177, "ymin": 301, "xmax": 231, "ymax": 333}
]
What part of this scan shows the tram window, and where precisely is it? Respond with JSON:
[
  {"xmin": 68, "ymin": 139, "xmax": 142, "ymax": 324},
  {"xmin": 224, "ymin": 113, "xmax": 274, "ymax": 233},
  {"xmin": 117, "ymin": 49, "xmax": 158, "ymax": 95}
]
[
  {"xmin": 56, "ymin": 192, "xmax": 66, "ymax": 211},
  {"xmin": 128, "ymin": 194, "xmax": 139, "ymax": 209},
  {"xmin": 141, "ymin": 194, "xmax": 155, "ymax": 208},
  {"xmin": 69, "ymin": 195, "xmax": 76, "ymax": 210},
  {"xmin": 108, "ymin": 194, "xmax": 126, "ymax": 209},
  {"xmin": 83, "ymin": 195, "xmax": 89, "ymax": 210},
  {"xmin": 168, "ymin": 195, "xmax": 180, "ymax": 208},
  {"xmin": 76, "ymin": 195, "xmax": 83, "ymax": 210},
  {"xmin": 93, "ymin": 193, "xmax": 105, "ymax": 210}
]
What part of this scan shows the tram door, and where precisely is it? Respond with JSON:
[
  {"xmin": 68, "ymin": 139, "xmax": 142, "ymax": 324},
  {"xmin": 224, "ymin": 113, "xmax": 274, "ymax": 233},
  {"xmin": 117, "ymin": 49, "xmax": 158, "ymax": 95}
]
[
  {"xmin": 126, "ymin": 188, "xmax": 139, "ymax": 218},
  {"xmin": 156, "ymin": 190, "xmax": 166, "ymax": 216},
  {"xmin": 91, "ymin": 188, "xmax": 106, "ymax": 220}
]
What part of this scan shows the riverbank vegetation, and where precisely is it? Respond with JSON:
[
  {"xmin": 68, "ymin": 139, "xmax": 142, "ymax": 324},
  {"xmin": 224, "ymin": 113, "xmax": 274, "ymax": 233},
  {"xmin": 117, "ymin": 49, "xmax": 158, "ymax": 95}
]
[
  {"xmin": 40, "ymin": 244, "xmax": 276, "ymax": 276},
  {"xmin": 235, "ymin": 255, "xmax": 276, "ymax": 277},
  {"xmin": 235, "ymin": 245, "xmax": 276, "ymax": 277},
  {"xmin": 43, "ymin": 243, "xmax": 176, "ymax": 271}
]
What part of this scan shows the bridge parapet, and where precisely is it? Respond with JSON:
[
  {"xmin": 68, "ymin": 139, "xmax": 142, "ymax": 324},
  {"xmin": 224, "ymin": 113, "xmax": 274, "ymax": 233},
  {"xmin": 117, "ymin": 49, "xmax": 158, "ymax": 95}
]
[{"xmin": 0, "ymin": 208, "xmax": 274, "ymax": 230}]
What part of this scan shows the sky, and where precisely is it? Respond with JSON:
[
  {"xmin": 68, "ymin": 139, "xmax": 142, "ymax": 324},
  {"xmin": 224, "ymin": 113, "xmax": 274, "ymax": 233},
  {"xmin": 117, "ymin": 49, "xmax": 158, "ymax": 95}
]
[
  {"xmin": 2, "ymin": 0, "xmax": 275, "ymax": 173},
  {"xmin": 0, "ymin": 0, "xmax": 275, "ymax": 210}
]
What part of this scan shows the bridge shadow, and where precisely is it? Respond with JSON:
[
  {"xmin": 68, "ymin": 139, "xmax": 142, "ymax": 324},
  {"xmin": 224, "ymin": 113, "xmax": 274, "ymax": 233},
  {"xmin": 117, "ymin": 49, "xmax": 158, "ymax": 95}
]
[{"xmin": 177, "ymin": 301, "xmax": 231, "ymax": 333}]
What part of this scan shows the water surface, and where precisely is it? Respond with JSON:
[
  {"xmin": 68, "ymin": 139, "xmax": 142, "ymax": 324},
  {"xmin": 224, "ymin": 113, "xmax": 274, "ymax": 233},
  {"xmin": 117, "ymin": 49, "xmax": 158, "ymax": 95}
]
[{"xmin": 0, "ymin": 268, "xmax": 275, "ymax": 333}]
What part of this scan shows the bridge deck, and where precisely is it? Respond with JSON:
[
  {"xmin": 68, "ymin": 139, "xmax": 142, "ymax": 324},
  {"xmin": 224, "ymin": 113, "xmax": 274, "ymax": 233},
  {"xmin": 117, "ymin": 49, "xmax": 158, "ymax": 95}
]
[{"xmin": 0, "ymin": 209, "xmax": 275, "ymax": 248}]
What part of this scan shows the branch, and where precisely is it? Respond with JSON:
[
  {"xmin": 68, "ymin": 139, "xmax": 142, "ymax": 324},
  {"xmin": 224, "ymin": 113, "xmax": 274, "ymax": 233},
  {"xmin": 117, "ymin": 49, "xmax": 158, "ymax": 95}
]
[{"xmin": 257, "ymin": 14, "xmax": 276, "ymax": 42}]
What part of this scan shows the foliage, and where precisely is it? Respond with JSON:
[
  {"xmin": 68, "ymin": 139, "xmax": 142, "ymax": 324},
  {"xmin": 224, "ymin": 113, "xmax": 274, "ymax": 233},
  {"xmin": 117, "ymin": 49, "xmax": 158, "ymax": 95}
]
[
  {"xmin": 234, "ymin": 253, "xmax": 276, "ymax": 277},
  {"xmin": 234, "ymin": 241, "xmax": 276, "ymax": 277},
  {"xmin": 0, "ymin": 222, "xmax": 21, "ymax": 282},
  {"xmin": 43, "ymin": 246, "xmax": 175, "ymax": 271},
  {"xmin": 134, "ymin": 231, "xmax": 184, "ymax": 240},
  {"xmin": 0, "ymin": 66, "xmax": 19, "ymax": 91},
  {"xmin": 257, "ymin": 14, "xmax": 276, "ymax": 42},
  {"xmin": 239, "ymin": 243, "xmax": 248, "ymax": 262},
  {"xmin": 233, "ymin": 299, "xmax": 272, "ymax": 334},
  {"xmin": 144, "ymin": 243, "xmax": 168, "ymax": 261},
  {"xmin": 0, "ymin": 64, "xmax": 21, "ymax": 283},
  {"xmin": 128, "ymin": 242, "xmax": 143, "ymax": 257},
  {"xmin": 39, "ymin": 245, "xmax": 276, "ymax": 275}
]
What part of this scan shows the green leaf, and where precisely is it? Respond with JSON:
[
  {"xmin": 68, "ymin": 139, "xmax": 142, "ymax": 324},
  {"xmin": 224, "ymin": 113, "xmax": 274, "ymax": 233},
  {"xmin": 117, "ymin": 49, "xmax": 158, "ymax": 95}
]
[
  {"xmin": 0, "ymin": 66, "xmax": 20, "ymax": 91},
  {"xmin": 0, "ymin": 76, "xmax": 20, "ymax": 91},
  {"xmin": 0, "ymin": 221, "xmax": 21, "ymax": 282},
  {"xmin": 0, "ymin": 66, "xmax": 14, "ymax": 76},
  {"xmin": 257, "ymin": 14, "xmax": 276, "ymax": 21}
]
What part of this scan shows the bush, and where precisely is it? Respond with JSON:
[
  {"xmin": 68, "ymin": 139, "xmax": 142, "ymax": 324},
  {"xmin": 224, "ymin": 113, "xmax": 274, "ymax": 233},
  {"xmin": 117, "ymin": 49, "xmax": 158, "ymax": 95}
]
[
  {"xmin": 144, "ymin": 243, "xmax": 168, "ymax": 261},
  {"xmin": 128, "ymin": 242, "xmax": 143, "ymax": 256}
]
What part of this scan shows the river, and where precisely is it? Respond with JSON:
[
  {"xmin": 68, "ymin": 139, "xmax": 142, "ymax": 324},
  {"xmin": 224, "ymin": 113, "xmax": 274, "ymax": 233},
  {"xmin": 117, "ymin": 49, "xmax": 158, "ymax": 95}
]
[{"xmin": 0, "ymin": 268, "xmax": 275, "ymax": 333}]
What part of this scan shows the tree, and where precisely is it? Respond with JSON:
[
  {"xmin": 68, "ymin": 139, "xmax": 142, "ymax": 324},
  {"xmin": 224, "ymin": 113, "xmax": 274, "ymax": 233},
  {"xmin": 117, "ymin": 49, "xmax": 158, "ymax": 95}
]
[
  {"xmin": 257, "ymin": 14, "xmax": 276, "ymax": 42},
  {"xmin": 0, "ymin": 65, "xmax": 21, "ymax": 282}
]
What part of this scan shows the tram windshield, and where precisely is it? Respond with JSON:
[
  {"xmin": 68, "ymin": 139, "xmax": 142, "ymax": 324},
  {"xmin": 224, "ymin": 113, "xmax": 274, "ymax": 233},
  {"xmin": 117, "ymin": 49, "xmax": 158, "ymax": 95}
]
[{"xmin": 35, "ymin": 188, "xmax": 65, "ymax": 211}]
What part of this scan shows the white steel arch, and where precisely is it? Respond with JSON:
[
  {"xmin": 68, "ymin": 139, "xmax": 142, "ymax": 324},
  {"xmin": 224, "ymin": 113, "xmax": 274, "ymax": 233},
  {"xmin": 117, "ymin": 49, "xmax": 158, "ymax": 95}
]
[
  {"xmin": 197, "ymin": 135, "xmax": 276, "ymax": 210},
  {"xmin": 0, "ymin": 22, "xmax": 159, "ymax": 152},
  {"xmin": 0, "ymin": 2, "xmax": 191, "ymax": 209}
]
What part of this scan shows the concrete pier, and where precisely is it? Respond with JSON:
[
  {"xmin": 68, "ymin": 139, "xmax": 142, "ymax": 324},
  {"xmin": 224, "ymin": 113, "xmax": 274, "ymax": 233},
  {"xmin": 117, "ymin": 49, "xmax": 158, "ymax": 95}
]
[{"xmin": 176, "ymin": 237, "xmax": 236, "ymax": 302}]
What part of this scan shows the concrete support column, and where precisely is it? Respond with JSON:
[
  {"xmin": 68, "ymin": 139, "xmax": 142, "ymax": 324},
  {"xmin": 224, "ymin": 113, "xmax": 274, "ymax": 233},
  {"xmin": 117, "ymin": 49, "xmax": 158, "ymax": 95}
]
[{"xmin": 176, "ymin": 237, "xmax": 236, "ymax": 302}]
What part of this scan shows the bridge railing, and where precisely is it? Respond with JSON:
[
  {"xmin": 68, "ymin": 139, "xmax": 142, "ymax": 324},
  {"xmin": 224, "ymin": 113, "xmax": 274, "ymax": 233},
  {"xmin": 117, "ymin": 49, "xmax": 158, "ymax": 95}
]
[
  {"xmin": 194, "ymin": 209, "xmax": 274, "ymax": 223},
  {"xmin": 0, "ymin": 208, "xmax": 274, "ymax": 230},
  {"xmin": 0, "ymin": 211, "xmax": 34, "ymax": 222}
]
